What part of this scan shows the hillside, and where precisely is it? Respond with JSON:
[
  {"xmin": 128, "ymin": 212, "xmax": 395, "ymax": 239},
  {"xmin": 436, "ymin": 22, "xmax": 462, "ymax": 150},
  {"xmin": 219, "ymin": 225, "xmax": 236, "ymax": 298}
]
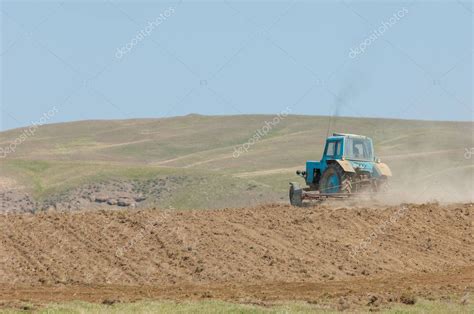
[{"xmin": 0, "ymin": 114, "xmax": 472, "ymax": 211}]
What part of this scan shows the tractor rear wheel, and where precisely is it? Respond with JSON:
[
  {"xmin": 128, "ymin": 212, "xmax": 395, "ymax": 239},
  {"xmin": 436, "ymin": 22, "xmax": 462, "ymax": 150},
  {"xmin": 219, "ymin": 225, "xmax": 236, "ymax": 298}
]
[{"xmin": 319, "ymin": 164, "xmax": 352, "ymax": 194}]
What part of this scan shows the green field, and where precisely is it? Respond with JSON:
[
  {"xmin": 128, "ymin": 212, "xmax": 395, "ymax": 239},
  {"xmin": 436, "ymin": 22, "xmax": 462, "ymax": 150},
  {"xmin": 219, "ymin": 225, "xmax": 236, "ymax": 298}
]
[
  {"xmin": 0, "ymin": 114, "xmax": 472, "ymax": 208},
  {"xmin": 1, "ymin": 298, "xmax": 472, "ymax": 314}
]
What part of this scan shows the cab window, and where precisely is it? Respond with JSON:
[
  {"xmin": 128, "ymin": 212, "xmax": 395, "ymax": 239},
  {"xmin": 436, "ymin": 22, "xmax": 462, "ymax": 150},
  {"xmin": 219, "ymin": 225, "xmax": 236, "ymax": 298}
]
[
  {"xmin": 344, "ymin": 137, "xmax": 374, "ymax": 161},
  {"xmin": 326, "ymin": 141, "xmax": 342, "ymax": 158},
  {"xmin": 326, "ymin": 142, "xmax": 335, "ymax": 156}
]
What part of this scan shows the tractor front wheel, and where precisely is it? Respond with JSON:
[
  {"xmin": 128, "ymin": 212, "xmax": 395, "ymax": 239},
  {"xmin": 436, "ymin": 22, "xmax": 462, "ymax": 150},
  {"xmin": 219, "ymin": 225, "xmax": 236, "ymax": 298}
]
[{"xmin": 319, "ymin": 164, "xmax": 352, "ymax": 194}]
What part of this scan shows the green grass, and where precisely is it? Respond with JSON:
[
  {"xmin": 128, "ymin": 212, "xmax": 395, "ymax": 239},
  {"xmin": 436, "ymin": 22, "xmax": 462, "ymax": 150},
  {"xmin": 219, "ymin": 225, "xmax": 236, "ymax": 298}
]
[
  {"xmin": 1, "ymin": 298, "xmax": 472, "ymax": 313},
  {"xmin": 0, "ymin": 115, "xmax": 472, "ymax": 208},
  {"xmin": 2, "ymin": 300, "xmax": 324, "ymax": 314},
  {"xmin": 385, "ymin": 298, "xmax": 473, "ymax": 313},
  {"xmin": 0, "ymin": 158, "xmax": 276, "ymax": 209}
]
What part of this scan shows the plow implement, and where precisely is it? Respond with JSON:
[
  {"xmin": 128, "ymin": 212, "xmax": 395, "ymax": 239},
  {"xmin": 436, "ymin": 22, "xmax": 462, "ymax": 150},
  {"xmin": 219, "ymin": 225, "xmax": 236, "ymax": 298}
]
[{"xmin": 289, "ymin": 182, "xmax": 380, "ymax": 206}]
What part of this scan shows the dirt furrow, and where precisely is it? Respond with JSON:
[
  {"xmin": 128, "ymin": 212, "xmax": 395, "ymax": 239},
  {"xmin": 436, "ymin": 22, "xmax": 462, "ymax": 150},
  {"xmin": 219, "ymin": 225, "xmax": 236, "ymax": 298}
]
[{"xmin": 0, "ymin": 202, "xmax": 472, "ymax": 306}]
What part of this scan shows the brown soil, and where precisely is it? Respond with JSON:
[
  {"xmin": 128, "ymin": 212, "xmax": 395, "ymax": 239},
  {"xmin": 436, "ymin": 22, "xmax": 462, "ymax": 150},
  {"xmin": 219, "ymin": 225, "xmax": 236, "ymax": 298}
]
[{"xmin": 0, "ymin": 203, "xmax": 472, "ymax": 309}]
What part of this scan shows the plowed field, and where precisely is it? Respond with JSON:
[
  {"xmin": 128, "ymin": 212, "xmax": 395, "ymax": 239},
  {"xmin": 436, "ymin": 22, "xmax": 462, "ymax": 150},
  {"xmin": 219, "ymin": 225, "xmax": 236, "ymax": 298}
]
[{"xmin": 0, "ymin": 203, "xmax": 472, "ymax": 310}]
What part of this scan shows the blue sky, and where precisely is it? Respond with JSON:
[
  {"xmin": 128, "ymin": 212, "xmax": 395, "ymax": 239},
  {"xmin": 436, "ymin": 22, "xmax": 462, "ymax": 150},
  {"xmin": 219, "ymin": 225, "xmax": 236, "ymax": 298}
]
[{"xmin": 0, "ymin": 0, "xmax": 472, "ymax": 131}]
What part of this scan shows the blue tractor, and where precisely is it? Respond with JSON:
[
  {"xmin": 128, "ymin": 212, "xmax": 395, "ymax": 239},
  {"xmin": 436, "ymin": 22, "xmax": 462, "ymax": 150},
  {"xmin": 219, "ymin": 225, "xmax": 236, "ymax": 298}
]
[{"xmin": 289, "ymin": 133, "xmax": 392, "ymax": 206}]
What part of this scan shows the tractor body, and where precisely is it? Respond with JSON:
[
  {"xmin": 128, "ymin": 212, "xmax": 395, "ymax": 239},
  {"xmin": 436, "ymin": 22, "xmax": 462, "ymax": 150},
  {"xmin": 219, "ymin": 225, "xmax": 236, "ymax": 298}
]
[{"xmin": 289, "ymin": 133, "xmax": 391, "ymax": 206}]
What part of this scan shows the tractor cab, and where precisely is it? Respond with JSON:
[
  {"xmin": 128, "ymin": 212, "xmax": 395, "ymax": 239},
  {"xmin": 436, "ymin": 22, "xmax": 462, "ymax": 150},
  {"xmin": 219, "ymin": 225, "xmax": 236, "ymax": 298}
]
[{"xmin": 323, "ymin": 133, "xmax": 374, "ymax": 162}]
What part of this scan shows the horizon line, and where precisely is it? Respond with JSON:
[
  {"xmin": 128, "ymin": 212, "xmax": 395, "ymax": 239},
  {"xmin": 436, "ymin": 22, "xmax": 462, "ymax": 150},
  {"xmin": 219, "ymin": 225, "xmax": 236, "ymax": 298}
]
[{"xmin": 1, "ymin": 112, "xmax": 472, "ymax": 133}]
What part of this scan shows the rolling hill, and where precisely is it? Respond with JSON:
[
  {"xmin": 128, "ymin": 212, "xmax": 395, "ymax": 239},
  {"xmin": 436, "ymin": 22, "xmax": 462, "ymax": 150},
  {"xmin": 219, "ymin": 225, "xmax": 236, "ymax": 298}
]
[{"xmin": 0, "ymin": 114, "xmax": 472, "ymax": 211}]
